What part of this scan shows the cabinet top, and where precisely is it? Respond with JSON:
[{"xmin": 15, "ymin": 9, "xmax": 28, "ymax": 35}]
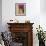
[{"xmin": 7, "ymin": 23, "xmax": 34, "ymax": 25}]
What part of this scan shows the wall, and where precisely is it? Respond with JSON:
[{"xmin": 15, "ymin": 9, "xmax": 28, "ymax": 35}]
[
  {"xmin": 40, "ymin": 0, "xmax": 46, "ymax": 13},
  {"xmin": 2, "ymin": 0, "xmax": 46, "ymax": 46},
  {"xmin": 40, "ymin": 0, "xmax": 46, "ymax": 32},
  {"xmin": 2, "ymin": 0, "xmax": 40, "ymax": 31},
  {"xmin": 0, "ymin": 0, "xmax": 2, "ymax": 32}
]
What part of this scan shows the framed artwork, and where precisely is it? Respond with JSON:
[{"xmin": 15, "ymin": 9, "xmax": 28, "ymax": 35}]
[{"xmin": 15, "ymin": 3, "xmax": 26, "ymax": 16}]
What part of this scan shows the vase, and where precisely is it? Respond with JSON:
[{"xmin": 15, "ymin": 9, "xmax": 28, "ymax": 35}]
[{"xmin": 39, "ymin": 40, "xmax": 45, "ymax": 46}]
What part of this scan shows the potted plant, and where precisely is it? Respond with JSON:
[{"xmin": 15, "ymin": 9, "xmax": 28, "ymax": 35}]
[{"xmin": 36, "ymin": 25, "xmax": 45, "ymax": 46}]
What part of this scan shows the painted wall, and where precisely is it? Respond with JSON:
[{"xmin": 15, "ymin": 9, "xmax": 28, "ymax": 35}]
[
  {"xmin": 40, "ymin": 0, "xmax": 46, "ymax": 13},
  {"xmin": 0, "ymin": 0, "xmax": 2, "ymax": 32},
  {"xmin": 2, "ymin": 0, "xmax": 40, "ymax": 31},
  {"xmin": 2, "ymin": 0, "xmax": 46, "ymax": 46},
  {"xmin": 40, "ymin": 0, "xmax": 46, "ymax": 31}
]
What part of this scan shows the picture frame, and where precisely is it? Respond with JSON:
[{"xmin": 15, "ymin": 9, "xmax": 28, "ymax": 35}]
[{"xmin": 15, "ymin": 3, "xmax": 26, "ymax": 16}]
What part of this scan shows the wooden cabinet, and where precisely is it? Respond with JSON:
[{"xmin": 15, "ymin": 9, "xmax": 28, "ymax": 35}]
[{"xmin": 7, "ymin": 23, "xmax": 34, "ymax": 46}]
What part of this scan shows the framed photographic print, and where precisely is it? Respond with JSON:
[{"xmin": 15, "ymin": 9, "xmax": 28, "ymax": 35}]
[{"xmin": 15, "ymin": 3, "xmax": 26, "ymax": 16}]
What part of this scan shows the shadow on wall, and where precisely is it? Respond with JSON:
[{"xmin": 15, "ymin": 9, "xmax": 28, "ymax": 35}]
[
  {"xmin": 0, "ymin": 0, "xmax": 2, "ymax": 32},
  {"xmin": 40, "ymin": 0, "xmax": 46, "ymax": 13}
]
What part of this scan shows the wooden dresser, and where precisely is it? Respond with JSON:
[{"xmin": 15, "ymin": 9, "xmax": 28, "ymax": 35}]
[{"xmin": 7, "ymin": 23, "xmax": 34, "ymax": 46}]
